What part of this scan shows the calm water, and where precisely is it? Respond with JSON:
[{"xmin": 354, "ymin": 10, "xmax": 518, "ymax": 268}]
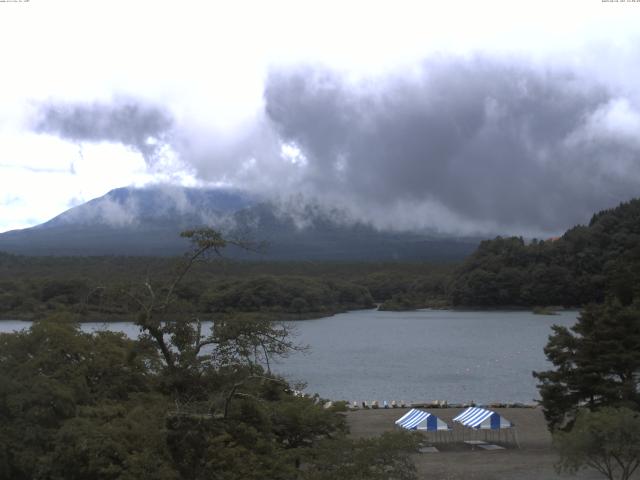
[{"xmin": 0, "ymin": 309, "xmax": 578, "ymax": 404}]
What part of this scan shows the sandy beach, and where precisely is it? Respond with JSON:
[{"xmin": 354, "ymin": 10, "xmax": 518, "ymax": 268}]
[{"xmin": 345, "ymin": 407, "xmax": 616, "ymax": 480}]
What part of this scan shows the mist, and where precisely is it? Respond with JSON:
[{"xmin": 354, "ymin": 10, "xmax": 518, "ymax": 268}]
[
  {"xmin": 30, "ymin": 57, "xmax": 640, "ymax": 237},
  {"xmin": 260, "ymin": 58, "xmax": 640, "ymax": 235}
]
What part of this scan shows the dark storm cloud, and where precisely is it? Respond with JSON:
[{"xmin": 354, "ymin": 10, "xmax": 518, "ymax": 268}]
[
  {"xmin": 26, "ymin": 58, "xmax": 640, "ymax": 236},
  {"xmin": 263, "ymin": 59, "xmax": 640, "ymax": 234},
  {"xmin": 33, "ymin": 99, "xmax": 173, "ymax": 164}
]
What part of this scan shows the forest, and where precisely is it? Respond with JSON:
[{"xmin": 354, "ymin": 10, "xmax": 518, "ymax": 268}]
[
  {"xmin": 0, "ymin": 254, "xmax": 453, "ymax": 321},
  {"xmin": 2, "ymin": 198, "xmax": 640, "ymax": 321},
  {"xmin": 449, "ymin": 198, "xmax": 640, "ymax": 308}
]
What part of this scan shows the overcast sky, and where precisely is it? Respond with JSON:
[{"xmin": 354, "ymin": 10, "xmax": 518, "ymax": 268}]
[{"xmin": 1, "ymin": 0, "xmax": 639, "ymax": 236}]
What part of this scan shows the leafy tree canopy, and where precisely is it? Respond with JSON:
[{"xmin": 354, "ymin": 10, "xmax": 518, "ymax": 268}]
[{"xmin": 554, "ymin": 407, "xmax": 640, "ymax": 480}]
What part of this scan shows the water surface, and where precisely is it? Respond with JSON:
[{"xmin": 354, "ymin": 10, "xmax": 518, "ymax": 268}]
[
  {"xmin": 272, "ymin": 309, "xmax": 578, "ymax": 404},
  {"xmin": 0, "ymin": 309, "xmax": 578, "ymax": 404}
]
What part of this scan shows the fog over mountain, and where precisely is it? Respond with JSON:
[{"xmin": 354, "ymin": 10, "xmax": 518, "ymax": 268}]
[
  {"xmin": 28, "ymin": 56, "xmax": 640, "ymax": 238},
  {"xmin": 0, "ymin": 185, "xmax": 479, "ymax": 260}
]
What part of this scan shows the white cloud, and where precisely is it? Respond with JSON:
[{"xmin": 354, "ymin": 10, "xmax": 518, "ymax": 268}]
[
  {"xmin": 0, "ymin": 133, "xmax": 153, "ymax": 231},
  {"xmin": 0, "ymin": 0, "xmax": 640, "ymax": 233}
]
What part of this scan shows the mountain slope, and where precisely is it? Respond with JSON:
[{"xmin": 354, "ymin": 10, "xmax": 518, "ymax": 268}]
[
  {"xmin": 0, "ymin": 186, "xmax": 254, "ymax": 256},
  {"xmin": 0, "ymin": 186, "xmax": 479, "ymax": 260}
]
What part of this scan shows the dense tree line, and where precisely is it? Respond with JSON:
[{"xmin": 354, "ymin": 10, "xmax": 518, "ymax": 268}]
[
  {"xmin": 0, "ymin": 254, "xmax": 453, "ymax": 320},
  {"xmin": 3, "ymin": 198, "xmax": 640, "ymax": 320},
  {"xmin": 201, "ymin": 276, "xmax": 374, "ymax": 315},
  {"xmin": 450, "ymin": 199, "xmax": 640, "ymax": 307}
]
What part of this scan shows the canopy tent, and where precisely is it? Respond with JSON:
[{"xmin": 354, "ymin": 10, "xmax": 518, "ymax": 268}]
[
  {"xmin": 453, "ymin": 407, "xmax": 513, "ymax": 430},
  {"xmin": 395, "ymin": 409, "xmax": 451, "ymax": 431}
]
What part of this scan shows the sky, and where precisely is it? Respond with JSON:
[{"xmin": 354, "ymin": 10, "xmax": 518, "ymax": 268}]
[{"xmin": 1, "ymin": 0, "xmax": 640, "ymax": 236}]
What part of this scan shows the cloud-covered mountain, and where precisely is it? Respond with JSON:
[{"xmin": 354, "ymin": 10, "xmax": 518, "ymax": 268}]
[
  {"xmin": 0, "ymin": 186, "xmax": 479, "ymax": 260},
  {"xmin": 28, "ymin": 56, "xmax": 640, "ymax": 238},
  {"xmin": 37, "ymin": 185, "xmax": 252, "ymax": 229}
]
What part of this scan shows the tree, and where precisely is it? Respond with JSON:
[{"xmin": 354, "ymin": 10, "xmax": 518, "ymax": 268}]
[
  {"xmin": 302, "ymin": 431, "xmax": 420, "ymax": 480},
  {"xmin": 0, "ymin": 230, "xmax": 422, "ymax": 479},
  {"xmin": 533, "ymin": 302, "xmax": 640, "ymax": 430},
  {"xmin": 0, "ymin": 317, "xmax": 166, "ymax": 479},
  {"xmin": 554, "ymin": 407, "xmax": 640, "ymax": 480},
  {"xmin": 126, "ymin": 229, "xmax": 299, "ymax": 381}
]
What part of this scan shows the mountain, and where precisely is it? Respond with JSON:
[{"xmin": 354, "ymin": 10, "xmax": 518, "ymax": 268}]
[
  {"xmin": 0, "ymin": 186, "xmax": 254, "ymax": 256},
  {"xmin": 0, "ymin": 186, "xmax": 479, "ymax": 260}
]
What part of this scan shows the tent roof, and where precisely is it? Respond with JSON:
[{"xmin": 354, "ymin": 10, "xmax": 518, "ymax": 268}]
[
  {"xmin": 453, "ymin": 407, "xmax": 513, "ymax": 430},
  {"xmin": 395, "ymin": 408, "xmax": 450, "ymax": 431}
]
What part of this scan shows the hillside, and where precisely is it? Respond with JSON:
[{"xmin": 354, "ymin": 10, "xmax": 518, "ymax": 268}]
[
  {"xmin": 0, "ymin": 186, "xmax": 479, "ymax": 261},
  {"xmin": 450, "ymin": 198, "xmax": 640, "ymax": 307}
]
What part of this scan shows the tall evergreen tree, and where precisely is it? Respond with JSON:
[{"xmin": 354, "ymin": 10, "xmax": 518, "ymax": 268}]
[{"xmin": 534, "ymin": 302, "xmax": 640, "ymax": 430}]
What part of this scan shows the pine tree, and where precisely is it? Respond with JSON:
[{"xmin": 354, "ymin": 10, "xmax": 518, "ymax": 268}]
[{"xmin": 534, "ymin": 302, "xmax": 640, "ymax": 430}]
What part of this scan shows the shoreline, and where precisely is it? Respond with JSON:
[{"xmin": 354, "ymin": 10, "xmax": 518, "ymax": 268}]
[
  {"xmin": 345, "ymin": 406, "xmax": 551, "ymax": 446},
  {"xmin": 338, "ymin": 400, "xmax": 539, "ymax": 410},
  {"xmin": 0, "ymin": 305, "xmax": 582, "ymax": 323},
  {"xmin": 344, "ymin": 407, "xmax": 605, "ymax": 479}
]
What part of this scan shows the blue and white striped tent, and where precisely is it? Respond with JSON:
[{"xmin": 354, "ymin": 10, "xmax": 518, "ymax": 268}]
[
  {"xmin": 453, "ymin": 407, "xmax": 513, "ymax": 430},
  {"xmin": 395, "ymin": 409, "xmax": 450, "ymax": 431}
]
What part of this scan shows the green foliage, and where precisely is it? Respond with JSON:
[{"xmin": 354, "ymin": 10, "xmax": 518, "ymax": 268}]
[
  {"xmin": 0, "ymin": 319, "xmax": 163, "ymax": 479},
  {"xmin": 0, "ymin": 230, "xmax": 421, "ymax": 479},
  {"xmin": 554, "ymin": 407, "xmax": 640, "ymax": 480},
  {"xmin": 201, "ymin": 275, "xmax": 374, "ymax": 315},
  {"xmin": 362, "ymin": 269, "xmax": 451, "ymax": 310},
  {"xmin": 302, "ymin": 431, "xmax": 420, "ymax": 480},
  {"xmin": 180, "ymin": 228, "xmax": 227, "ymax": 252},
  {"xmin": 532, "ymin": 306, "xmax": 558, "ymax": 315},
  {"xmin": 451, "ymin": 198, "xmax": 640, "ymax": 307},
  {"xmin": 44, "ymin": 397, "xmax": 179, "ymax": 480},
  {"xmin": 0, "ymin": 257, "xmax": 408, "ymax": 321},
  {"xmin": 0, "ymin": 315, "xmax": 418, "ymax": 479},
  {"xmin": 534, "ymin": 302, "xmax": 640, "ymax": 431}
]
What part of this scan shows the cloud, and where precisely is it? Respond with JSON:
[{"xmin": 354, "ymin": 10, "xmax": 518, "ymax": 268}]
[
  {"xmin": 1, "ymin": 196, "xmax": 22, "ymax": 207},
  {"xmin": 24, "ymin": 56, "xmax": 640, "ymax": 237},
  {"xmin": 257, "ymin": 58, "xmax": 640, "ymax": 235},
  {"xmin": 32, "ymin": 99, "xmax": 174, "ymax": 165},
  {"xmin": 47, "ymin": 183, "xmax": 251, "ymax": 231},
  {"xmin": 50, "ymin": 193, "xmax": 139, "ymax": 228}
]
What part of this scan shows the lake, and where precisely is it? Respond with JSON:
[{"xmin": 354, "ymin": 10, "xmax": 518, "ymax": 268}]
[{"xmin": 0, "ymin": 309, "xmax": 578, "ymax": 404}]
